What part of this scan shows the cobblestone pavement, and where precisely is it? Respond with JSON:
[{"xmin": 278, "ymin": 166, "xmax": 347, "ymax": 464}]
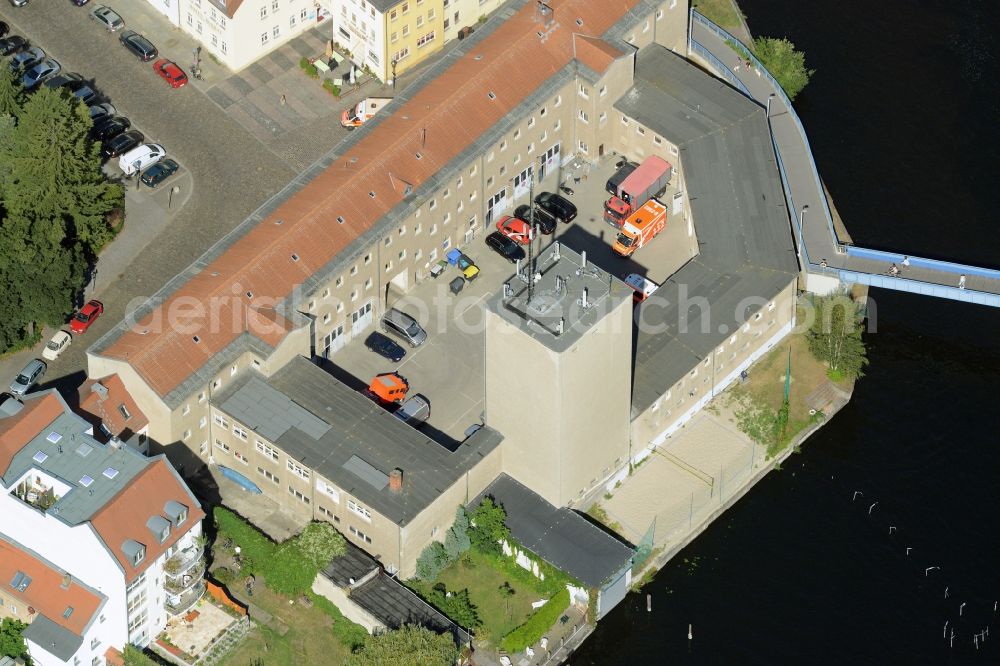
[{"xmin": 0, "ymin": 2, "xmax": 295, "ymax": 389}]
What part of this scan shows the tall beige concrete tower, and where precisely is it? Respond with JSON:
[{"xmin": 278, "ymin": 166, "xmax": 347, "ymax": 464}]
[{"xmin": 484, "ymin": 242, "xmax": 633, "ymax": 507}]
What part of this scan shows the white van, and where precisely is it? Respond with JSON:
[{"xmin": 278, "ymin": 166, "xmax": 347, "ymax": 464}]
[{"xmin": 119, "ymin": 144, "xmax": 165, "ymax": 177}]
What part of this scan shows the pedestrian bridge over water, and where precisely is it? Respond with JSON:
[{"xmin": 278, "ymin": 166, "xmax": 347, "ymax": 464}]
[{"xmin": 688, "ymin": 12, "xmax": 1000, "ymax": 307}]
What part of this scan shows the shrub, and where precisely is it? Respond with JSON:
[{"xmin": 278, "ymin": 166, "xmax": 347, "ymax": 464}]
[
  {"xmin": 298, "ymin": 56, "xmax": 309, "ymax": 70},
  {"xmin": 444, "ymin": 507, "xmax": 471, "ymax": 560},
  {"xmin": 416, "ymin": 541, "xmax": 449, "ymax": 582},
  {"xmin": 426, "ymin": 585, "xmax": 481, "ymax": 629},
  {"xmin": 469, "ymin": 498, "xmax": 509, "ymax": 556},
  {"xmin": 500, "ymin": 588, "xmax": 570, "ymax": 653},
  {"xmin": 346, "ymin": 625, "xmax": 457, "ymax": 666},
  {"xmin": 212, "ymin": 567, "xmax": 235, "ymax": 586},
  {"xmin": 322, "ymin": 79, "xmax": 341, "ymax": 97}
]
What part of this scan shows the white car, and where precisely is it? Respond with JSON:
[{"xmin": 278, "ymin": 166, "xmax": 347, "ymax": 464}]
[
  {"xmin": 119, "ymin": 143, "xmax": 164, "ymax": 177},
  {"xmin": 42, "ymin": 330, "xmax": 72, "ymax": 361}
]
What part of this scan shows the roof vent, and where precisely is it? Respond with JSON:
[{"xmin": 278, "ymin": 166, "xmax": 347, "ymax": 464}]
[
  {"xmin": 474, "ymin": 55, "xmax": 483, "ymax": 61},
  {"xmin": 487, "ymin": 91, "xmax": 496, "ymax": 100},
  {"xmin": 61, "ymin": 574, "xmax": 71, "ymax": 590},
  {"xmin": 274, "ymin": 219, "xmax": 284, "ymax": 225},
  {"xmin": 415, "ymin": 152, "xmax": 422, "ymax": 160},
  {"xmin": 337, "ymin": 216, "xmax": 345, "ymax": 224},
  {"xmin": 193, "ymin": 335, "xmax": 201, "ymax": 343},
  {"xmin": 291, "ymin": 253, "xmax": 300, "ymax": 261},
  {"xmin": 576, "ymin": 18, "xmax": 583, "ymax": 27},
  {"xmin": 91, "ymin": 382, "xmax": 109, "ymax": 400},
  {"xmin": 350, "ymin": 156, "xmax": 359, "ymax": 163},
  {"xmin": 369, "ymin": 191, "xmax": 376, "ymax": 198},
  {"xmin": 245, "ymin": 291, "xmax": 253, "ymax": 299}
]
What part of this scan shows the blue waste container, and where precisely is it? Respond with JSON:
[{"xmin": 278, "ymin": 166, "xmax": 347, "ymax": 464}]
[{"xmin": 446, "ymin": 248, "xmax": 462, "ymax": 266}]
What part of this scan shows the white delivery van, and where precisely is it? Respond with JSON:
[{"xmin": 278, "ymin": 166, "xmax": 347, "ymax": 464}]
[{"xmin": 119, "ymin": 144, "xmax": 165, "ymax": 177}]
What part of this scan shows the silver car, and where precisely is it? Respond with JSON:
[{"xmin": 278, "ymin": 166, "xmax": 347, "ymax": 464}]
[
  {"xmin": 9, "ymin": 46, "xmax": 43, "ymax": 73},
  {"xmin": 90, "ymin": 5, "xmax": 124, "ymax": 32},
  {"xmin": 10, "ymin": 359, "xmax": 46, "ymax": 396},
  {"xmin": 394, "ymin": 394, "xmax": 431, "ymax": 426},
  {"xmin": 22, "ymin": 58, "xmax": 60, "ymax": 91},
  {"xmin": 381, "ymin": 308, "xmax": 427, "ymax": 347}
]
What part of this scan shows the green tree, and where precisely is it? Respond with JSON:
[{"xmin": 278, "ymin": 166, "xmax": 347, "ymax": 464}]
[
  {"xmin": 2, "ymin": 86, "xmax": 123, "ymax": 256},
  {"xmin": 443, "ymin": 506, "xmax": 471, "ymax": 560},
  {"xmin": 752, "ymin": 37, "xmax": 814, "ymax": 101},
  {"xmin": 345, "ymin": 625, "xmax": 458, "ymax": 666},
  {"xmin": 123, "ymin": 644, "xmax": 165, "ymax": 665},
  {"xmin": 806, "ymin": 295, "xmax": 868, "ymax": 380},
  {"xmin": 498, "ymin": 581, "xmax": 516, "ymax": 618},
  {"xmin": 0, "ymin": 66, "xmax": 23, "ymax": 122},
  {"xmin": 428, "ymin": 585, "xmax": 481, "ymax": 629},
  {"xmin": 0, "ymin": 617, "xmax": 29, "ymax": 662},
  {"xmin": 415, "ymin": 541, "xmax": 449, "ymax": 582},
  {"xmin": 469, "ymin": 498, "xmax": 509, "ymax": 556},
  {"xmin": 0, "ymin": 216, "xmax": 85, "ymax": 346}
]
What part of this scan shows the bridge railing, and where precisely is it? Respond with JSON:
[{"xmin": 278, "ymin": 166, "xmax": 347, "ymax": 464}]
[
  {"xmin": 846, "ymin": 246, "xmax": 1000, "ymax": 280},
  {"xmin": 690, "ymin": 10, "xmax": 846, "ymax": 259}
]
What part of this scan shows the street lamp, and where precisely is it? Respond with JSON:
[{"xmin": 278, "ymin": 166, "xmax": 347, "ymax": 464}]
[
  {"xmin": 766, "ymin": 92, "xmax": 775, "ymax": 118},
  {"xmin": 391, "ymin": 58, "xmax": 397, "ymax": 90},
  {"xmin": 798, "ymin": 204, "xmax": 809, "ymax": 259}
]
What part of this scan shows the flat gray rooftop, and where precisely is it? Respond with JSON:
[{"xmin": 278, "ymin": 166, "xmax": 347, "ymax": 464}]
[
  {"xmin": 472, "ymin": 473, "xmax": 634, "ymax": 588},
  {"xmin": 1, "ymin": 392, "xmax": 149, "ymax": 526},
  {"xmin": 488, "ymin": 243, "xmax": 632, "ymax": 352},
  {"xmin": 614, "ymin": 46, "xmax": 799, "ymax": 415},
  {"xmin": 214, "ymin": 357, "xmax": 503, "ymax": 526}
]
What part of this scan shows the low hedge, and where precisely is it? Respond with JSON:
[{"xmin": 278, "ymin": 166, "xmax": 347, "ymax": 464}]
[{"xmin": 499, "ymin": 587, "xmax": 570, "ymax": 653}]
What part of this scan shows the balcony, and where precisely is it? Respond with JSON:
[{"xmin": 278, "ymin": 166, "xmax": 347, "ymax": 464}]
[
  {"xmin": 164, "ymin": 547, "xmax": 204, "ymax": 579},
  {"xmin": 165, "ymin": 580, "xmax": 206, "ymax": 616},
  {"xmin": 164, "ymin": 563, "xmax": 205, "ymax": 595}
]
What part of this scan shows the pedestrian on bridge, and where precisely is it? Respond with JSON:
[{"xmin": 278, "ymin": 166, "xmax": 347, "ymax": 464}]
[
  {"xmin": 902, "ymin": 255, "xmax": 910, "ymax": 270},
  {"xmin": 959, "ymin": 274, "xmax": 966, "ymax": 289}
]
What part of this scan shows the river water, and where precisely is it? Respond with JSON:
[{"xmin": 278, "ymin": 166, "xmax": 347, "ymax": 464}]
[{"xmin": 573, "ymin": 0, "xmax": 1000, "ymax": 662}]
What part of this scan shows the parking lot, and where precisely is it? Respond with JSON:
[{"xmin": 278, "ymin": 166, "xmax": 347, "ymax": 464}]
[{"xmin": 326, "ymin": 154, "xmax": 699, "ymax": 444}]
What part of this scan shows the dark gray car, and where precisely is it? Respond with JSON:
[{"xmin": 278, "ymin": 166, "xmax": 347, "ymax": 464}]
[{"xmin": 119, "ymin": 30, "xmax": 157, "ymax": 61}]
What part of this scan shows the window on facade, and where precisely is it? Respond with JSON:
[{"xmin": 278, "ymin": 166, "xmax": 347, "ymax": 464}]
[
  {"xmin": 256, "ymin": 440, "xmax": 279, "ymax": 461},
  {"xmin": 347, "ymin": 499, "xmax": 372, "ymax": 521},
  {"xmin": 257, "ymin": 467, "xmax": 280, "ymax": 484},
  {"xmin": 214, "ymin": 439, "xmax": 230, "ymax": 454}
]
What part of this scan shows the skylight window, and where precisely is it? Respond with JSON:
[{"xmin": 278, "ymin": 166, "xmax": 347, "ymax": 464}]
[
  {"xmin": 291, "ymin": 253, "xmax": 300, "ymax": 261},
  {"xmin": 337, "ymin": 216, "xmax": 345, "ymax": 224},
  {"xmin": 10, "ymin": 572, "xmax": 31, "ymax": 592},
  {"xmin": 487, "ymin": 91, "xmax": 496, "ymax": 100},
  {"xmin": 103, "ymin": 467, "xmax": 119, "ymax": 480},
  {"xmin": 118, "ymin": 404, "xmax": 131, "ymax": 420},
  {"xmin": 46, "ymin": 432, "xmax": 62, "ymax": 444},
  {"xmin": 76, "ymin": 443, "xmax": 93, "ymax": 458},
  {"xmin": 79, "ymin": 475, "xmax": 94, "ymax": 488},
  {"xmin": 63, "ymin": 607, "xmax": 74, "ymax": 619},
  {"xmin": 32, "ymin": 451, "xmax": 48, "ymax": 464}
]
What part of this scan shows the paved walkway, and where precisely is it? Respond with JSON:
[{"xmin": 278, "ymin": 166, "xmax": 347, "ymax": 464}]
[{"xmin": 690, "ymin": 13, "xmax": 1000, "ymax": 305}]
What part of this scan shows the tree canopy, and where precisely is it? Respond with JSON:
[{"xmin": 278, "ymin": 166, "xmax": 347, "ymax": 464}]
[
  {"xmin": 345, "ymin": 625, "xmax": 457, "ymax": 666},
  {"xmin": 0, "ymin": 617, "xmax": 29, "ymax": 662},
  {"xmin": 806, "ymin": 294, "xmax": 868, "ymax": 380},
  {"xmin": 753, "ymin": 37, "xmax": 815, "ymax": 101},
  {"xmin": 0, "ymin": 77, "xmax": 123, "ymax": 352},
  {"xmin": 469, "ymin": 498, "xmax": 509, "ymax": 556}
]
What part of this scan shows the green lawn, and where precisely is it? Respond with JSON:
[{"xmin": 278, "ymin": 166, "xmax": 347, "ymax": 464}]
[
  {"xmin": 693, "ymin": 0, "xmax": 744, "ymax": 32},
  {"xmin": 409, "ymin": 550, "xmax": 549, "ymax": 644},
  {"xmin": 219, "ymin": 584, "xmax": 358, "ymax": 666}
]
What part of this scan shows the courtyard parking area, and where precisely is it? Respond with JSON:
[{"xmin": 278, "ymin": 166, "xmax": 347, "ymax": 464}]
[{"xmin": 326, "ymin": 154, "xmax": 700, "ymax": 444}]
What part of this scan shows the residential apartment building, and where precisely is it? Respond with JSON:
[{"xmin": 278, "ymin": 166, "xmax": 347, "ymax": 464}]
[
  {"xmin": 330, "ymin": 0, "xmax": 503, "ymax": 81},
  {"xmin": 0, "ymin": 392, "xmax": 206, "ymax": 664},
  {"xmin": 207, "ymin": 356, "xmax": 503, "ymax": 577},
  {"xmin": 88, "ymin": 0, "xmax": 795, "ymax": 554},
  {"xmin": 143, "ymin": 0, "xmax": 332, "ymax": 71}
]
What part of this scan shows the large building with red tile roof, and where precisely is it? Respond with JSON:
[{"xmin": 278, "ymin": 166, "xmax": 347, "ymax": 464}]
[
  {"xmin": 0, "ymin": 392, "xmax": 206, "ymax": 664},
  {"xmin": 87, "ymin": 0, "xmax": 796, "ymax": 583}
]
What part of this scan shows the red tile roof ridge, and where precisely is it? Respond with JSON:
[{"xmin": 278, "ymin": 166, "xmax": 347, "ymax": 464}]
[
  {"xmin": 89, "ymin": 457, "xmax": 205, "ymax": 583},
  {"xmin": 100, "ymin": 0, "xmax": 645, "ymax": 398},
  {"xmin": 0, "ymin": 393, "xmax": 64, "ymax": 475}
]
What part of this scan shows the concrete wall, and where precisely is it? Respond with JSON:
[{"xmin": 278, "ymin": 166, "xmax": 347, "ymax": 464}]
[
  {"xmin": 629, "ymin": 279, "xmax": 798, "ymax": 454},
  {"xmin": 312, "ymin": 576, "xmax": 384, "ymax": 634},
  {"xmin": 485, "ymin": 294, "xmax": 632, "ymax": 507}
]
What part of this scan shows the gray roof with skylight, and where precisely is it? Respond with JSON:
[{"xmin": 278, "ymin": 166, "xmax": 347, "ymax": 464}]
[
  {"xmin": 0, "ymin": 392, "xmax": 150, "ymax": 526},
  {"xmin": 213, "ymin": 357, "xmax": 503, "ymax": 525}
]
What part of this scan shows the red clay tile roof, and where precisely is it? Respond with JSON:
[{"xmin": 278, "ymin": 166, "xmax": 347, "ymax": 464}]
[
  {"xmin": 574, "ymin": 34, "xmax": 625, "ymax": 75},
  {"xmin": 89, "ymin": 459, "xmax": 205, "ymax": 583},
  {"xmin": 77, "ymin": 375, "xmax": 149, "ymax": 439},
  {"xmin": 100, "ymin": 0, "xmax": 644, "ymax": 398},
  {"xmin": 104, "ymin": 646, "xmax": 125, "ymax": 666},
  {"xmin": 0, "ymin": 394, "xmax": 63, "ymax": 475},
  {"xmin": 0, "ymin": 537, "xmax": 103, "ymax": 637}
]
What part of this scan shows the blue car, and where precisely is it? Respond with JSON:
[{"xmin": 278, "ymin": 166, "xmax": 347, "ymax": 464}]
[{"xmin": 364, "ymin": 332, "xmax": 406, "ymax": 362}]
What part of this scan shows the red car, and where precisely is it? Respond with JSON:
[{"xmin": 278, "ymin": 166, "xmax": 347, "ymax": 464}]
[
  {"xmin": 153, "ymin": 59, "xmax": 187, "ymax": 88},
  {"xmin": 70, "ymin": 300, "xmax": 104, "ymax": 334},
  {"xmin": 495, "ymin": 216, "xmax": 534, "ymax": 245}
]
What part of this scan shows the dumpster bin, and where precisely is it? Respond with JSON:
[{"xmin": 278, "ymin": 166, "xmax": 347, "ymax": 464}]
[
  {"xmin": 449, "ymin": 277, "xmax": 465, "ymax": 295},
  {"xmin": 446, "ymin": 248, "xmax": 462, "ymax": 266}
]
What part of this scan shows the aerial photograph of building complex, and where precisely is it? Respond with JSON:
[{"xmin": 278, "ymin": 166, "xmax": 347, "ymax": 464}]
[{"xmin": 0, "ymin": 0, "xmax": 996, "ymax": 663}]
